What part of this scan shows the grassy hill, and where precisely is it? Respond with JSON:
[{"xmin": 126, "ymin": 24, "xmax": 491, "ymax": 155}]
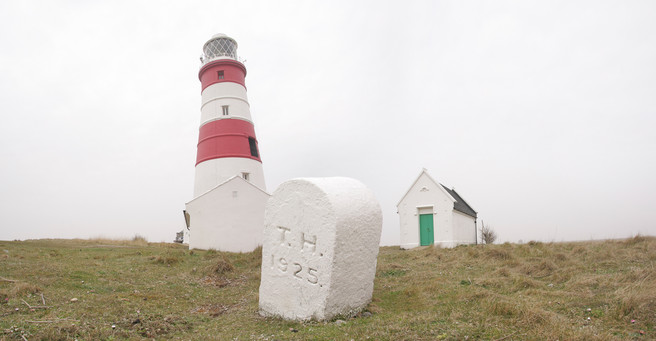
[{"xmin": 1, "ymin": 236, "xmax": 654, "ymax": 340}]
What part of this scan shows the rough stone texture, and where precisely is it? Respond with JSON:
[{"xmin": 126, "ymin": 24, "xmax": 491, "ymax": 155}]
[{"xmin": 258, "ymin": 177, "xmax": 382, "ymax": 321}]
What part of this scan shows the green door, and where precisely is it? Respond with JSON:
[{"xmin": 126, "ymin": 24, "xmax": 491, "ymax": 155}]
[{"xmin": 419, "ymin": 214, "xmax": 434, "ymax": 246}]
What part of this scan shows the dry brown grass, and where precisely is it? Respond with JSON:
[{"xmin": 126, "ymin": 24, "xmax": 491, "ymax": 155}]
[
  {"xmin": 210, "ymin": 257, "xmax": 234, "ymax": 275},
  {"xmin": 623, "ymin": 234, "xmax": 649, "ymax": 245},
  {"xmin": 9, "ymin": 282, "xmax": 42, "ymax": 297},
  {"xmin": 0, "ymin": 236, "xmax": 654, "ymax": 340},
  {"xmin": 83, "ymin": 234, "xmax": 149, "ymax": 246},
  {"xmin": 553, "ymin": 252, "xmax": 568, "ymax": 262},
  {"xmin": 150, "ymin": 250, "xmax": 185, "ymax": 265},
  {"xmin": 613, "ymin": 264, "xmax": 656, "ymax": 321},
  {"xmin": 374, "ymin": 235, "xmax": 656, "ymax": 339},
  {"xmin": 520, "ymin": 259, "xmax": 556, "ymax": 277},
  {"xmin": 485, "ymin": 248, "xmax": 513, "ymax": 260}
]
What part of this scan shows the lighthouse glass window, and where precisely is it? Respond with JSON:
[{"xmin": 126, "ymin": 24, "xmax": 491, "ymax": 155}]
[
  {"xmin": 248, "ymin": 137, "xmax": 259, "ymax": 157},
  {"xmin": 204, "ymin": 38, "xmax": 237, "ymax": 60},
  {"xmin": 222, "ymin": 105, "xmax": 229, "ymax": 116}
]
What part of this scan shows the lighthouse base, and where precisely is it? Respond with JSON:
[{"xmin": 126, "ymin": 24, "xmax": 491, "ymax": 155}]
[
  {"xmin": 193, "ymin": 157, "xmax": 266, "ymax": 197},
  {"xmin": 185, "ymin": 175, "xmax": 270, "ymax": 252}
]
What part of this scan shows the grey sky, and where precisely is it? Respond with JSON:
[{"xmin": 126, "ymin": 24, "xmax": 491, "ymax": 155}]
[{"xmin": 1, "ymin": 1, "xmax": 655, "ymax": 245}]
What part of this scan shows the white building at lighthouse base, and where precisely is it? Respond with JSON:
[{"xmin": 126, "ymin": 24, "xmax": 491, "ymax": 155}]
[{"xmin": 185, "ymin": 176, "xmax": 270, "ymax": 252}]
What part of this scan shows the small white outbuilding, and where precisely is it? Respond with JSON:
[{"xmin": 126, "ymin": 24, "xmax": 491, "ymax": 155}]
[{"xmin": 397, "ymin": 169, "xmax": 478, "ymax": 249}]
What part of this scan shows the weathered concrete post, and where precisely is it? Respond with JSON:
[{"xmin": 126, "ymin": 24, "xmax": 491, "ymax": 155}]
[{"xmin": 258, "ymin": 177, "xmax": 382, "ymax": 321}]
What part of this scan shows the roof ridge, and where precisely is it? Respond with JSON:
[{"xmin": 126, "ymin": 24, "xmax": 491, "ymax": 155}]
[{"xmin": 440, "ymin": 185, "xmax": 477, "ymax": 218}]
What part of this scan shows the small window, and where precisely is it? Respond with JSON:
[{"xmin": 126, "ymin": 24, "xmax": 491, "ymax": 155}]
[
  {"xmin": 183, "ymin": 210, "xmax": 190, "ymax": 229},
  {"xmin": 242, "ymin": 172, "xmax": 250, "ymax": 181},
  {"xmin": 222, "ymin": 105, "xmax": 229, "ymax": 115},
  {"xmin": 248, "ymin": 137, "xmax": 259, "ymax": 157},
  {"xmin": 218, "ymin": 70, "xmax": 224, "ymax": 79}
]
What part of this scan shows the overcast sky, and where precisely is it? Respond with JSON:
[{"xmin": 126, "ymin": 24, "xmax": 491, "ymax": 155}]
[{"xmin": 1, "ymin": 1, "xmax": 655, "ymax": 245}]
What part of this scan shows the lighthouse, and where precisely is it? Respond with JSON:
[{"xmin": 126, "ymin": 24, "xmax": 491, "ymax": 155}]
[
  {"xmin": 184, "ymin": 34, "xmax": 270, "ymax": 251},
  {"xmin": 194, "ymin": 33, "xmax": 266, "ymax": 195}
]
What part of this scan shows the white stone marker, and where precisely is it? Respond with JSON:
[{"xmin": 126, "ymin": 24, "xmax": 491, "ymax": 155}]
[{"xmin": 258, "ymin": 177, "xmax": 382, "ymax": 321}]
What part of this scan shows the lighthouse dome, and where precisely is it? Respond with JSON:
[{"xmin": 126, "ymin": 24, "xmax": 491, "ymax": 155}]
[{"xmin": 202, "ymin": 33, "xmax": 238, "ymax": 64}]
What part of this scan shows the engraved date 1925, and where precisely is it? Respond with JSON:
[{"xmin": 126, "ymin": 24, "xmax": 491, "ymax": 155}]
[{"xmin": 271, "ymin": 255, "xmax": 319, "ymax": 285}]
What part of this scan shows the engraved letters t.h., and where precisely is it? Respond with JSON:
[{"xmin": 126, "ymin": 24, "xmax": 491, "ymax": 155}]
[{"xmin": 301, "ymin": 232, "xmax": 316, "ymax": 252}]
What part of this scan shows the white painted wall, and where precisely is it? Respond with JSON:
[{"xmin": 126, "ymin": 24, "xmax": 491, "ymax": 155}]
[
  {"xmin": 452, "ymin": 210, "xmax": 477, "ymax": 245},
  {"xmin": 186, "ymin": 176, "xmax": 270, "ymax": 252},
  {"xmin": 200, "ymin": 82, "xmax": 252, "ymax": 125},
  {"xmin": 397, "ymin": 170, "xmax": 477, "ymax": 249},
  {"xmin": 397, "ymin": 172, "xmax": 455, "ymax": 249},
  {"xmin": 193, "ymin": 157, "xmax": 266, "ymax": 197}
]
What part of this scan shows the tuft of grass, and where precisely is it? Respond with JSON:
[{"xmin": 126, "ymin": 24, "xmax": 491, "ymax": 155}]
[
  {"xmin": 466, "ymin": 247, "xmax": 480, "ymax": 258},
  {"xmin": 521, "ymin": 260, "xmax": 557, "ymax": 278},
  {"xmin": 485, "ymin": 295, "xmax": 519, "ymax": 317},
  {"xmin": 511, "ymin": 275, "xmax": 541, "ymax": 291},
  {"xmin": 572, "ymin": 245, "xmax": 586, "ymax": 254},
  {"xmin": 496, "ymin": 267, "xmax": 511, "ymax": 277},
  {"xmin": 210, "ymin": 257, "xmax": 234, "ymax": 275},
  {"xmin": 152, "ymin": 255, "xmax": 179, "ymax": 265},
  {"xmin": 623, "ymin": 234, "xmax": 647, "ymax": 245},
  {"xmin": 381, "ymin": 269, "xmax": 407, "ymax": 277},
  {"xmin": 378, "ymin": 263, "xmax": 408, "ymax": 277},
  {"xmin": 151, "ymin": 251, "xmax": 183, "ymax": 265},
  {"xmin": 553, "ymin": 252, "xmax": 568, "ymax": 262},
  {"xmin": 131, "ymin": 234, "xmax": 148, "ymax": 245},
  {"xmin": 203, "ymin": 249, "xmax": 218, "ymax": 259},
  {"xmin": 486, "ymin": 248, "xmax": 513, "ymax": 260},
  {"xmin": 9, "ymin": 282, "xmax": 42, "ymax": 297},
  {"xmin": 615, "ymin": 290, "xmax": 656, "ymax": 321},
  {"xmin": 84, "ymin": 235, "xmax": 148, "ymax": 246}
]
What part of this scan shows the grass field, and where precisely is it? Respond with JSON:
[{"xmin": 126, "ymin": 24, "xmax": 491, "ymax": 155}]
[{"xmin": 1, "ymin": 236, "xmax": 654, "ymax": 340}]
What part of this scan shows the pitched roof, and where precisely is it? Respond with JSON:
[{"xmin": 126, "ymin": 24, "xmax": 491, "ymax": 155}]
[
  {"xmin": 441, "ymin": 185, "xmax": 477, "ymax": 218},
  {"xmin": 397, "ymin": 168, "xmax": 477, "ymax": 219},
  {"xmin": 397, "ymin": 168, "xmax": 456, "ymax": 207},
  {"xmin": 185, "ymin": 175, "xmax": 270, "ymax": 205}
]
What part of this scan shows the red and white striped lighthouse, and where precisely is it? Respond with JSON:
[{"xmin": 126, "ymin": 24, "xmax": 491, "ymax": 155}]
[
  {"xmin": 184, "ymin": 34, "xmax": 270, "ymax": 251},
  {"xmin": 193, "ymin": 33, "xmax": 266, "ymax": 196}
]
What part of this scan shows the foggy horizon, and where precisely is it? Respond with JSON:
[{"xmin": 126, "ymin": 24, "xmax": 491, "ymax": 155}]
[{"xmin": 1, "ymin": 1, "xmax": 655, "ymax": 245}]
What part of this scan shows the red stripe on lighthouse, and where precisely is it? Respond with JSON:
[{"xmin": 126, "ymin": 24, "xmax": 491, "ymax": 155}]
[
  {"xmin": 196, "ymin": 119, "xmax": 261, "ymax": 165},
  {"xmin": 199, "ymin": 59, "xmax": 247, "ymax": 91}
]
